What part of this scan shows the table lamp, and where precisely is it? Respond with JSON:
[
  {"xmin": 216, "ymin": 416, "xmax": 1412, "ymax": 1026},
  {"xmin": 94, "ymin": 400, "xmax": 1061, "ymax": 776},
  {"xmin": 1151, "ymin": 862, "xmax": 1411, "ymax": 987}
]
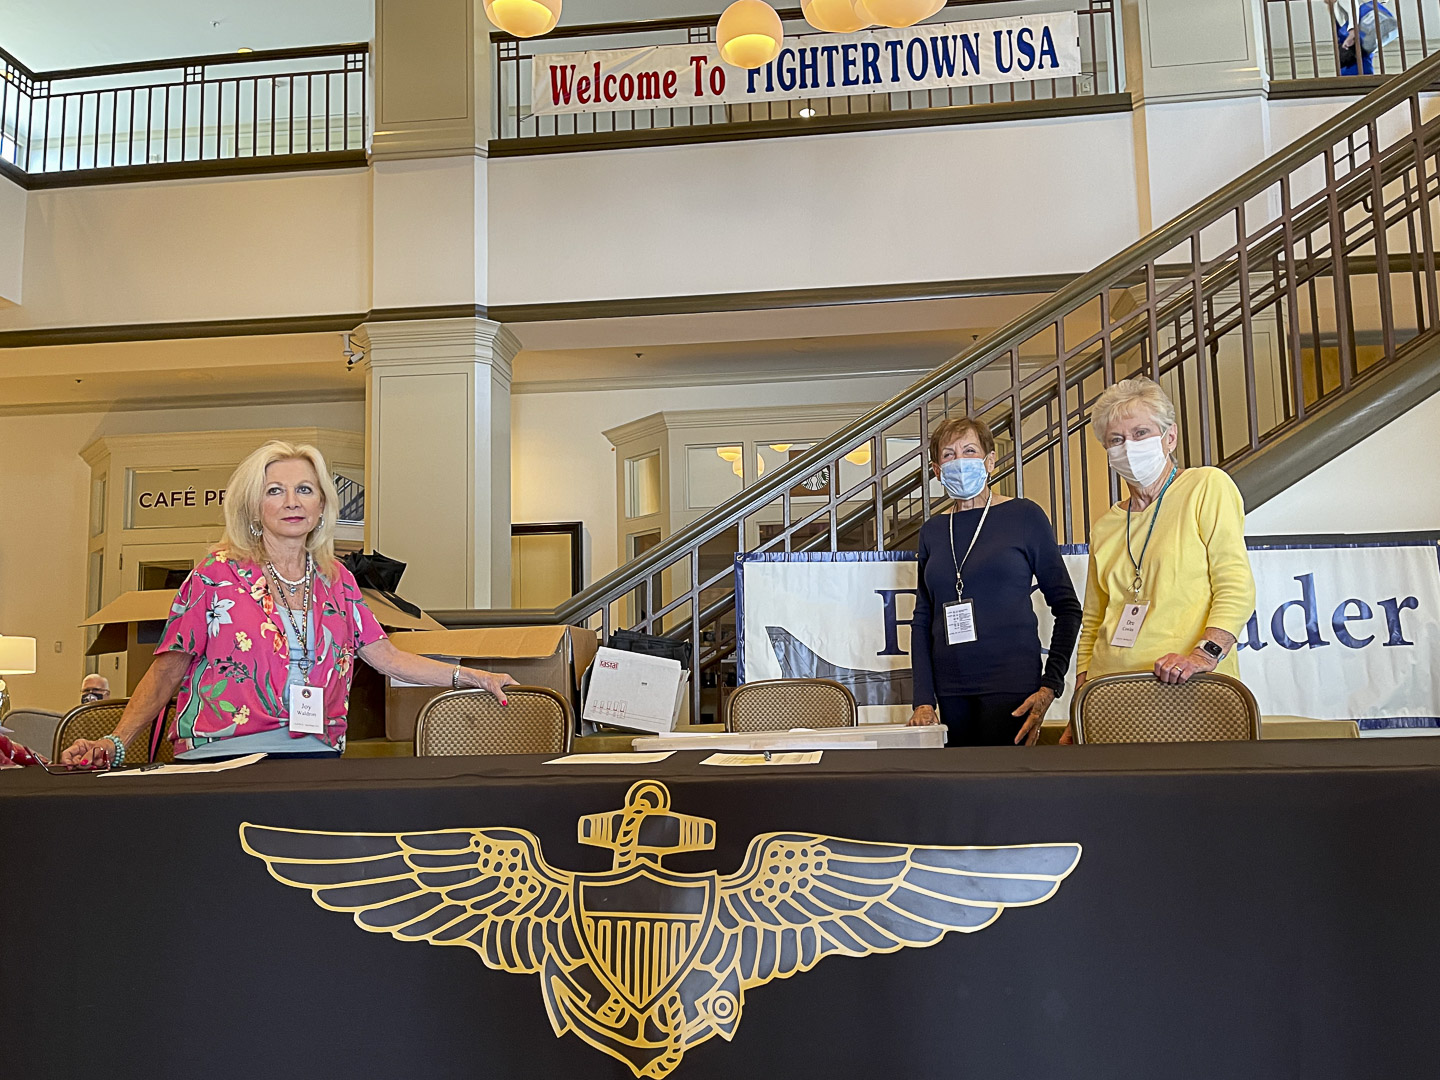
[{"xmin": 0, "ymin": 635, "xmax": 37, "ymax": 719}]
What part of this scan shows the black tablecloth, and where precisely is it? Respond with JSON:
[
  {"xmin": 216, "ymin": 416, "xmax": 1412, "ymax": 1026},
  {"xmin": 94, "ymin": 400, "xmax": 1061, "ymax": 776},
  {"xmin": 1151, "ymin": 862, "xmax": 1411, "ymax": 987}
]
[{"xmin": 4, "ymin": 741, "xmax": 1439, "ymax": 1079}]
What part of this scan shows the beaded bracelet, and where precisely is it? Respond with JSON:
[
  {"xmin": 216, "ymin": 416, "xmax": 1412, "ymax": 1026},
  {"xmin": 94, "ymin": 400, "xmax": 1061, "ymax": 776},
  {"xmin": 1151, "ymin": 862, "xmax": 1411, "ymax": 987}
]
[{"xmin": 102, "ymin": 734, "xmax": 126, "ymax": 769}]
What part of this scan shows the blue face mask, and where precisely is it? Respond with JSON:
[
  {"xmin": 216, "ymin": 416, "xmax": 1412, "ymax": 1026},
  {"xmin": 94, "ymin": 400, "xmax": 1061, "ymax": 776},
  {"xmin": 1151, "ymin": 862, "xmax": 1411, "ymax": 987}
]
[{"xmin": 939, "ymin": 457, "xmax": 988, "ymax": 500}]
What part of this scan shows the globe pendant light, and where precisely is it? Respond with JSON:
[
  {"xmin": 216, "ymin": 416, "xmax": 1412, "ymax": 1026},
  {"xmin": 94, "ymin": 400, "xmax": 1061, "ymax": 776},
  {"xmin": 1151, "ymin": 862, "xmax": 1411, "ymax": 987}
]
[
  {"xmin": 485, "ymin": 0, "xmax": 561, "ymax": 39},
  {"xmin": 718, "ymin": 0, "xmax": 785, "ymax": 69},
  {"xmin": 855, "ymin": 0, "xmax": 944, "ymax": 30},
  {"xmin": 802, "ymin": 0, "xmax": 871, "ymax": 34}
]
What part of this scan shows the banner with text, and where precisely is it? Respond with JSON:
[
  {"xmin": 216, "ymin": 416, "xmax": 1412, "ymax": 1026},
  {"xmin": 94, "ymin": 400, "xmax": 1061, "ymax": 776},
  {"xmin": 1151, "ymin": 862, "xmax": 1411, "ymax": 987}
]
[
  {"xmin": 532, "ymin": 12, "xmax": 1081, "ymax": 116},
  {"xmin": 739, "ymin": 537, "xmax": 1440, "ymax": 732}
]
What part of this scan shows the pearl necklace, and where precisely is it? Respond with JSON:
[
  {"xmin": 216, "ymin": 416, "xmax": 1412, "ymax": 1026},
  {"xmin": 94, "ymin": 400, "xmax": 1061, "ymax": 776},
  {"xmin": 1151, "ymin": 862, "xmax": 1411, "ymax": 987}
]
[{"xmin": 268, "ymin": 555, "xmax": 312, "ymax": 595}]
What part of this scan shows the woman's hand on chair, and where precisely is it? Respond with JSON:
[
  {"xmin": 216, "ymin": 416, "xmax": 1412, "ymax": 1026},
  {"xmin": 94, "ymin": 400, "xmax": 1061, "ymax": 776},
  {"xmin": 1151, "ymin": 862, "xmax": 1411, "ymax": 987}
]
[
  {"xmin": 907, "ymin": 705, "xmax": 939, "ymax": 727},
  {"xmin": 1154, "ymin": 649, "xmax": 1216, "ymax": 684},
  {"xmin": 59, "ymin": 738, "xmax": 113, "ymax": 769},
  {"xmin": 1011, "ymin": 687, "xmax": 1055, "ymax": 746},
  {"xmin": 460, "ymin": 668, "xmax": 519, "ymax": 704}
]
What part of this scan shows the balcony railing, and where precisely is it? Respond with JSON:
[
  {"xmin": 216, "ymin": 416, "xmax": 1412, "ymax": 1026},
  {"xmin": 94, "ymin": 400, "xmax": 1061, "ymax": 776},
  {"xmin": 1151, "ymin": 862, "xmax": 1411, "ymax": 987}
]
[
  {"xmin": 491, "ymin": 0, "xmax": 1122, "ymax": 148},
  {"xmin": 0, "ymin": 42, "xmax": 368, "ymax": 182},
  {"xmin": 1263, "ymin": 0, "xmax": 1440, "ymax": 83}
]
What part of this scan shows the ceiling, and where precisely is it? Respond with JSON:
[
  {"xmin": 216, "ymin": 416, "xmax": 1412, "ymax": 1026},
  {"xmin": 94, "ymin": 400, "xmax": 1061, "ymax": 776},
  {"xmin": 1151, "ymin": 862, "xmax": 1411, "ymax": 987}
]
[{"xmin": 0, "ymin": 0, "xmax": 730, "ymax": 71}]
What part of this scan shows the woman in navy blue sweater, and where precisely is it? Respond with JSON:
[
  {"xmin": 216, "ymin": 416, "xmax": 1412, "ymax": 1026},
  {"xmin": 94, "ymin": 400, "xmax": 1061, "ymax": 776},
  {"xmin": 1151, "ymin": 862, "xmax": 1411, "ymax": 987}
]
[{"xmin": 908, "ymin": 417, "xmax": 1083, "ymax": 746}]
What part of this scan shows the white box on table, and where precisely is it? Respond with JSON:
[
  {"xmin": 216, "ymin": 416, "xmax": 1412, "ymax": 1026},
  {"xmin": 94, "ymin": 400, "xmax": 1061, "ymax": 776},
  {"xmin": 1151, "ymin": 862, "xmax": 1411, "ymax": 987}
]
[{"xmin": 582, "ymin": 647, "xmax": 688, "ymax": 734}]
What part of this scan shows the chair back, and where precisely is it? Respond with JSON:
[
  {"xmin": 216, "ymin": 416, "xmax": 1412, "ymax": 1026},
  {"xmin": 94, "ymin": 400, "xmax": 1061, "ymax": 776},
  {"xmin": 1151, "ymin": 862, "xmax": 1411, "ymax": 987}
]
[
  {"xmin": 151, "ymin": 702, "xmax": 177, "ymax": 763},
  {"xmin": 414, "ymin": 687, "xmax": 573, "ymax": 757},
  {"xmin": 53, "ymin": 698, "xmax": 150, "ymax": 762},
  {"xmin": 726, "ymin": 678, "xmax": 858, "ymax": 733},
  {"xmin": 3, "ymin": 709, "xmax": 62, "ymax": 758},
  {"xmin": 1072, "ymin": 672, "xmax": 1261, "ymax": 744}
]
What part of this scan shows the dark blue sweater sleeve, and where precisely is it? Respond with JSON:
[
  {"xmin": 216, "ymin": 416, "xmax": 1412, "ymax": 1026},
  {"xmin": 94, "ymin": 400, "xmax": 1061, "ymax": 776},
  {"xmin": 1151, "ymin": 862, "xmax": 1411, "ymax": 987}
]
[
  {"xmin": 1029, "ymin": 509, "xmax": 1083, "ymax": 695},
  {"xmin": 911, "ymin": 527, "xmax": 936, "ymax": 708}
]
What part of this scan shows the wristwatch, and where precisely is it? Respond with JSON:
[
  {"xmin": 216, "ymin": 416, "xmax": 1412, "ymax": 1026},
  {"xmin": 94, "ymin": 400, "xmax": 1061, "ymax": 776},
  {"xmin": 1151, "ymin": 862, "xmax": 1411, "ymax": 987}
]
[{"xmin": 1196, "ymin": 639, "xmax": 1225, "ymax": 663}]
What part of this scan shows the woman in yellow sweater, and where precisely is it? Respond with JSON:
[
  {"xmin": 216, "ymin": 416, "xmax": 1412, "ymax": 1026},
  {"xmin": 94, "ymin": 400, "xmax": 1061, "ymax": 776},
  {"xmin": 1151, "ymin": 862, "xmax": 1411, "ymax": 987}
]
[{"xmin": 1062, "ymin": 377, "xmax": 1256, "ymax": 743}]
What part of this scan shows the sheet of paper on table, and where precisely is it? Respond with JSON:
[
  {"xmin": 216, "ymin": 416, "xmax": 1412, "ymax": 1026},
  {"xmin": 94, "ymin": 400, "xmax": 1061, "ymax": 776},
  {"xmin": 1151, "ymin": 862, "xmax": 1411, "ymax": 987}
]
[
  {"xmin": 98, "ymin": 752, "xmax": 268, "ymax": 777},
  {"xmin": 544, "ymin": 752, "xmax": 676, "ymax": 765},
  {"xmin": 700, "ymin": 752, "xmax": 824, "ymax": 767}
]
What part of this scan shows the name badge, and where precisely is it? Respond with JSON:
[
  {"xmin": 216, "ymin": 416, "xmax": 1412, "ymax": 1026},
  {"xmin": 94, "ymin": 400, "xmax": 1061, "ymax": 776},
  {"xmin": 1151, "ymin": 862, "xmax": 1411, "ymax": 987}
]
[
  {"xmin": 944, "ymin": 600, "xmax": 977, "ymax": 645},
  {"xmin": 1110, "ymin": 602, "xmax": 1150, "ymax": 649},
  {"xmin": 288, "ymin": 684, "xmax": 326, "ymax": 734}
]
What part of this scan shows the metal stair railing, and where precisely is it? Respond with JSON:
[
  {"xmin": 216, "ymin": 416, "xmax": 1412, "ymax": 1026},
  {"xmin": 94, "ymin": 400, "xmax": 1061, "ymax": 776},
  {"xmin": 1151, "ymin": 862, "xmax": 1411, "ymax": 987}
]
[{"xmin": 454, "ymin": 50, "xmax": 1440, "ymax": 724}]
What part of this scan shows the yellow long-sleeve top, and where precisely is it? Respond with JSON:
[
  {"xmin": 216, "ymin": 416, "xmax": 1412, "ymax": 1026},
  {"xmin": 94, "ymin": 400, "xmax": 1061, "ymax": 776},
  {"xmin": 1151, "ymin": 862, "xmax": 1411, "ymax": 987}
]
[{"xmin": 1076, "ymin": 467, "xmax": 1256, "ymax": 679}]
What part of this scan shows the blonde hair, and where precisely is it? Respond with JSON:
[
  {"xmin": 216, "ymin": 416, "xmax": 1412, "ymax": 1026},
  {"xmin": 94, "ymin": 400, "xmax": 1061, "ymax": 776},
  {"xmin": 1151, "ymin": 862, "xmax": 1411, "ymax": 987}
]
[
  {"xmin": 217, "ymin": 441, "xmax": 340, "ymax": 580},
  {"xmin": 1091, "ymin": 376, "xmax": 1178, "ymax": 443},
  {"xmin": 928, "ymin": 415, "xmax": 996, "ymax": 465}
]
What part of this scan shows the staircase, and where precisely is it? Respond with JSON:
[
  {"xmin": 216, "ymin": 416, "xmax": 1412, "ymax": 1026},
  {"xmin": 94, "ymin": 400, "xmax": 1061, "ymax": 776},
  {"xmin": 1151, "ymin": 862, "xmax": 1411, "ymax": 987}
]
[{"xmin": 460, "ymin": 52, "xmax": 1440, "ymax": 722}]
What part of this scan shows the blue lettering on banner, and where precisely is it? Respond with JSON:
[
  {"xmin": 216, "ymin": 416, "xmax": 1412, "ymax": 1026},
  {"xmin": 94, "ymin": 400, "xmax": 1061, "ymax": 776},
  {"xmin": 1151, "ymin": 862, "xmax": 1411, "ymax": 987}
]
[
  {"xmin": 1016, "ymin": 26, "xmax": 1037, "ymax": 71},
  {"xmin": 1379, "ymin": 596, "xmax": 1419, "ymax": 645},
  {"xmin": 930, "ymin": 35, "xmax": 958, "ymax": 79},
  {"xmin": 841, "ymin": 42, "xmax": 859, "ymax": 86},
  {"xmin": 959, "ymin": 32, "xmax": 981, "ymax": 75},
  {"xmin": 906, "ymin": 37, "xmax": 929, "ymax": 81},
  {"xmin": 1271, "ymin": 573, "xmax": 1330, "ymax": 651},
  {"xmin": 994, "ymin": 29, "xmax": 1015, "ymax": 73},
  {"xmin": 1038, "ymin": 26, "xmax": 1059, "ymax": 68},
  {"xmin": 861, "ymin": 41, "xmax": 881, "ymax": 84},
  {"xmin": 820, "ymin": 43, "xmax": 840, "ymax": 87},
  {"xmin": 799, "ymin": 46, "xmax": 818, "ymax": 90},
  {"xmin": 776, "ymin": 48, "xmax": 797, "ymax": 91},
  {"xmin": 1238, "ymin": 612, "xmax": 1267, "ymax": 652},
  {"xmin": 1331, "ymin": 598, "xmax": 1375, "ymax": 649},
  {"xmin": 883, "ymin": 39, "xmax": 903, "ymax": 82},
  {"xmin": 875, "ymin": 589, "xmax": 917, "ymax": 657}
]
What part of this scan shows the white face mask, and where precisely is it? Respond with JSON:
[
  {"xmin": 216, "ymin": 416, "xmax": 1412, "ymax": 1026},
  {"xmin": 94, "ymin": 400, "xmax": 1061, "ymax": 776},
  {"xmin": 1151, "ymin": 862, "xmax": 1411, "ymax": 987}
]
[{"xmin": 1107, "ymin": 434, "xmax": 1171, "ymax": 488}]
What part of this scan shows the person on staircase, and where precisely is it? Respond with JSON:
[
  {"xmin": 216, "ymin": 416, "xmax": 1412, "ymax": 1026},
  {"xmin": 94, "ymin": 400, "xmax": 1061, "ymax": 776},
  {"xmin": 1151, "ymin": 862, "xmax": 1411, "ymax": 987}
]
[
  {"xmin": 908, "ymin": 416, "xmax": 1083, "ymax": 747},
  {"xmin": 1062, "ymin": 377, "xmax": 1256, "ymax": 744}
]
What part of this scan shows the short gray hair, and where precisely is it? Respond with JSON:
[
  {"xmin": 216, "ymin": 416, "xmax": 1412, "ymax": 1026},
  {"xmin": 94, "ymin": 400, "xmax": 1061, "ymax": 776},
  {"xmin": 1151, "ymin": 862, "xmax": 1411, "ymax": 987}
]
[{"xmin": 1091, "ymin": 377, "xmax": 1177, "ymax": 442}]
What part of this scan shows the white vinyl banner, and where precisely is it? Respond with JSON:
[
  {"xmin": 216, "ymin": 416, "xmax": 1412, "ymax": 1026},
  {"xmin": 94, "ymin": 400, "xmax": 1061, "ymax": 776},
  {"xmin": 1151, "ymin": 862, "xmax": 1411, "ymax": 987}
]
[
  {"xmin": 531, "ymin": 13, "xmax": 1081, "ymax": 116},
  {"xmin": 739, "ymin": 538, "xmax": 1440, "ymax": 734}
]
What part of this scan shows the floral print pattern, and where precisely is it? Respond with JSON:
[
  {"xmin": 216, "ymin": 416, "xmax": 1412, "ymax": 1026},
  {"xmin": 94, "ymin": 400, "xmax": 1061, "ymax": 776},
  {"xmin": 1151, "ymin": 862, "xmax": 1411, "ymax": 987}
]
[{"xmin": 157, "ymin": 551, "xmax": 387, "ymax": 755}]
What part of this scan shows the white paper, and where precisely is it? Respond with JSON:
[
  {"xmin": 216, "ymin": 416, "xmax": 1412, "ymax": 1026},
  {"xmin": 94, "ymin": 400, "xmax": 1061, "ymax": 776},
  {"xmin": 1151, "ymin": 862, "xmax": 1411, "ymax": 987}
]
[
  {"xmin": 287, "ymin": 684, "xmax": 326, "ymax": 734},
  {"xmin": 700, "ymin": 752, "xmax": 823, "ymax": 767},
  {"xmin": 99, "ymin": 752, "xmax": 268, "ymax": 777},
  {"xmin": 944, "ymin": 600, "xmax": 977, "ymax": 645},
  {"xmin": 544, "ymin": 752, "xmax": 676, "ymax": 765}
]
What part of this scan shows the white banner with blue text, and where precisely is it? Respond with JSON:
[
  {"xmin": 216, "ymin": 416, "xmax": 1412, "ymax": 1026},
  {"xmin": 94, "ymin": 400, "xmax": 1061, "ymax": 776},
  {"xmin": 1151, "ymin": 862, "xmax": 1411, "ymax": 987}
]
[
  {"xmin": 739, "ymin": 537, "xmax": 1440, "ymax": 733},
  {"xmin": 531, "ymin": 12, "xmax": 1081, "ymax": 116}
]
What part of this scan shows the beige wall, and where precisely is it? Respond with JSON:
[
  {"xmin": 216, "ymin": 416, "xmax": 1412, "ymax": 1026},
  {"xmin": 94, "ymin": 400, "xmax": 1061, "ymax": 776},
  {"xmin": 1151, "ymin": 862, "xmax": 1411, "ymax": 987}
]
[
  {"xmin": 511, "ymin": 372, "xmax": 916, "ymax": 582},
  {"xmin": 0, "ymin": 172, "xmax": 23, "ymax": 307},
  {"xmin": 0, "ymin": 169, "xmax": 372, "ymax": 331},
  {"xmin": 0, "ymin": 401, "xmax": 364, "ymax": 714}
]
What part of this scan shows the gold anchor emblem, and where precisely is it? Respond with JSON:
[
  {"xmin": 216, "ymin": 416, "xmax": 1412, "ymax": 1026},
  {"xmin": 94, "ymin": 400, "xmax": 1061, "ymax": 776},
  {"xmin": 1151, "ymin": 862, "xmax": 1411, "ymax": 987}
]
[{"xmin": 241, "ymin": 781, "xmax": 1080, "ymax": 1077}]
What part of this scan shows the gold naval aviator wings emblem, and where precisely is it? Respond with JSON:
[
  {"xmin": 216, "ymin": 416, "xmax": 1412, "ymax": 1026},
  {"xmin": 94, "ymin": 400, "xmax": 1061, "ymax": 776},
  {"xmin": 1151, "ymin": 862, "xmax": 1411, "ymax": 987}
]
[{"xmin": 240, "ymin": 781, "xmax": 1080, "ymax": 1077}]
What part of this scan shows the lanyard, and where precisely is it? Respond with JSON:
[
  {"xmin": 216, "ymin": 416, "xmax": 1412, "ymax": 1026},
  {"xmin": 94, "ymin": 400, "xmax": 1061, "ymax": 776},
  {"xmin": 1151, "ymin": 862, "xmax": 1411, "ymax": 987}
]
[
  {"xmin": 947, "ymin": 488, "xmax": 993, "ymax": 601},
  {"xmin": 267, "ymin": 558, "xmax": 314, "ymax": 683},
  {"xmin": 1125, "ymin": 467, "xmax": 1178, "ymax": 599}
]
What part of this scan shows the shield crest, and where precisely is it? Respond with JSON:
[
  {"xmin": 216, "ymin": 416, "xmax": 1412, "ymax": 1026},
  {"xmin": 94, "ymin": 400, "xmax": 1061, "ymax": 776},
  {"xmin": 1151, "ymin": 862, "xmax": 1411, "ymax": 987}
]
[{"xmin": 574, "ymin": 864, "xmax": 718, "ymax": 1013}]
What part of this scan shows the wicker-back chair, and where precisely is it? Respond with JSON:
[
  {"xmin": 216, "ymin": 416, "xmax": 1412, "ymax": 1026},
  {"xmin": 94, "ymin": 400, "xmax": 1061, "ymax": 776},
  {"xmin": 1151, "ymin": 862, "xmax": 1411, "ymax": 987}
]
[
  {"xmin": 725, "ymin": 678, "xmax": 858, "ymax": 733},
  {"xmin": 53, "ymin": 698, "xmax": 150, "ymax": 763},
  {"xmin": 151, "ymin": 702, "xmax": 177, "ymax": 763},
  {"xmin": 1072, "ymin": 672, "xmax": 1261, "ymax": 744},
  {"xmin": 414, "ymin": 687, "xmax": 573, "ymax": 757}
]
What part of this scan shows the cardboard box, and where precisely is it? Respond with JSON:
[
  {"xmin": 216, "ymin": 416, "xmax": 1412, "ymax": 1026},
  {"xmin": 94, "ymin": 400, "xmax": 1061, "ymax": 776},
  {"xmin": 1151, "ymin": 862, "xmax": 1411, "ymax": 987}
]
[
  {"xmin": 582, "ymin": 646, "xmax": 688, "ymax": 734},
  {"xmin": 384, "ymin": 625, "xmax": 599, "ymax": 742},
  {"xmin": 81, "ymin": 589, "xmax": 444, "ymax": 707}
]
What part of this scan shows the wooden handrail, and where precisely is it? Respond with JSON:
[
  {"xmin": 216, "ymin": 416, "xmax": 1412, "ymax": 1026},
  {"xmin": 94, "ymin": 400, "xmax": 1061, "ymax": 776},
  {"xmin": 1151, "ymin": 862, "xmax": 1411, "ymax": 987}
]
[{"xmin": 26, "ymin": 41, "xmax": 369, "ymax": 83}]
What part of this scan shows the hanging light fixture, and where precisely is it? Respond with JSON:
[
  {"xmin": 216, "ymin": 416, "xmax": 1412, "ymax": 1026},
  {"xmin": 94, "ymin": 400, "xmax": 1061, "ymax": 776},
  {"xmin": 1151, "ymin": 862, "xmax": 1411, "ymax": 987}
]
[
  {"xmin": 801, "ymin": 0, "xmax": 871, "ymax": 34},
  {"xmin": 718, "ymin": 0, "xmax": 784, "ymax": 69},
  {"xmin": 485, "ymin": 0, "xmax": 561, "ymax": 39},
  {"xmin": 855, "ymin": 0, "xmax": 943, "ymax": 30}
]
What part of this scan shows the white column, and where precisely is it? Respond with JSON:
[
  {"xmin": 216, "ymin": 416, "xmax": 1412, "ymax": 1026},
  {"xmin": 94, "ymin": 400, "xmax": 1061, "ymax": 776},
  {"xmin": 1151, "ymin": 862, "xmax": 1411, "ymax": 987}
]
[{"xmin": 358, "ymin": 319, "xmax": 520, "ymax": 610}]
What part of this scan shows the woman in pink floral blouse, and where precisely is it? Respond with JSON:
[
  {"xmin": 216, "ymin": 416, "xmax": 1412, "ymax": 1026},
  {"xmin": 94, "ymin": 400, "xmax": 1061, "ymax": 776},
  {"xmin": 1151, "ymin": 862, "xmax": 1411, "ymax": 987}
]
[{"xmin": 61, "ymin": 441, "xmax": 516, "ymax": 766}]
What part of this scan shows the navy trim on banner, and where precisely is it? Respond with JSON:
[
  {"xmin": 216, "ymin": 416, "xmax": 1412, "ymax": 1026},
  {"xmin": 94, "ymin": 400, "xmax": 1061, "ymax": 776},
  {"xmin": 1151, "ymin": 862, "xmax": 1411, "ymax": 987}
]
[
  {"xmin": 1358, "ymin": 717, "xmax": 1440, "ymax": 730},
  {"xmin": 733, "ymin": 551, "xmax": 918, "ymax": 685}
]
